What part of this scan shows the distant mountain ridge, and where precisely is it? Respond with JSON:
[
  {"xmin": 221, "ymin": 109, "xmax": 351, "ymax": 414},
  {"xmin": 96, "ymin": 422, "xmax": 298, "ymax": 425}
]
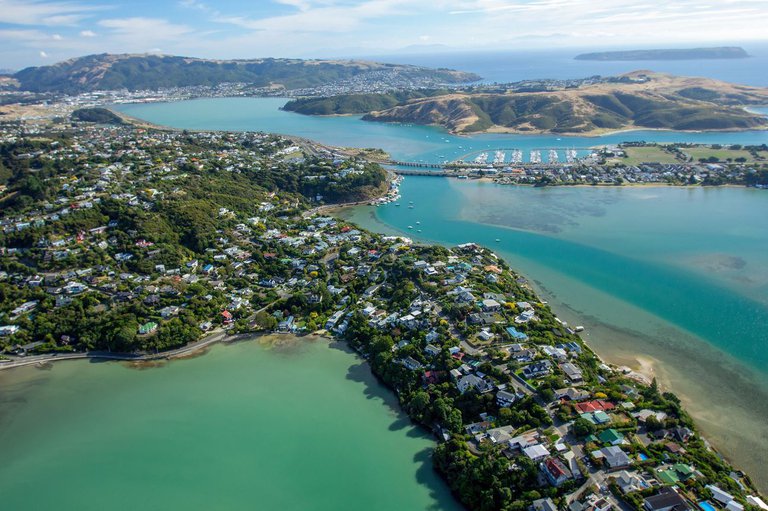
[
  {"xmin": 12, "ymin": 53, "xmax": 480, "ymax": 93},
  {"xmin": 575, "ymin": 47, "xmax": 749, "ymax": 61},
  {"xmin": 284, "ymin": 71, "xmax": 768, "ymax": 135}
]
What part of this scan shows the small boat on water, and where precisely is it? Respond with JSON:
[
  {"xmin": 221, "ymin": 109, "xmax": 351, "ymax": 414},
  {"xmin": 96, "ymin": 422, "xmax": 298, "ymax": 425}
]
[
  {"xmin": 395, "ymin": 203, "xmax": 400, "ymax": 207},
  {"xmin": 495, "ymin": 239, "xmax": 501, "ymax": 242},
  {"xmin": 575, "ymin": 326, "xmax": 585, "ymax": 332},
  {"xmin": 416, "ymin": 221, "xmax": 421, "ymax": 224},
  {"xmin": 408, "ymin": 225, "xmax": 413, "ymax": 229}
]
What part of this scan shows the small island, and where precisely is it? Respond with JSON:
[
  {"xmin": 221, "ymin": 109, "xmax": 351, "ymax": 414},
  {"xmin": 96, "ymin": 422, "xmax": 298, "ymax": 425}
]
[{"xmin": 575, "ymin": 47, "xmax": 750, "ymax": 61}]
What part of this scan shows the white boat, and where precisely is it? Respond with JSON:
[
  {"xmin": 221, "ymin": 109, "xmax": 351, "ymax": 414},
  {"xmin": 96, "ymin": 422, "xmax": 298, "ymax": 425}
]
[{"xmin": 408, "ymin": 225, "xmax": 413, "ymax": 229}]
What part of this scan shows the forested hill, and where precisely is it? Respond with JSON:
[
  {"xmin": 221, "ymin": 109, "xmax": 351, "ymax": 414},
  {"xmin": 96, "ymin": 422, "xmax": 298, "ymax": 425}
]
[{"xmin": 12, "ymin": 53, "xmax": 480, "ymax": 93}]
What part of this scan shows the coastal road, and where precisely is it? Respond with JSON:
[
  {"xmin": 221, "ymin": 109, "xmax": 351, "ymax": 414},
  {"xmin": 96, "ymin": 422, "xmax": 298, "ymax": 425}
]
[{"xmin": 0, "ymin": 327, "xmax": 230, "ymax": 371}]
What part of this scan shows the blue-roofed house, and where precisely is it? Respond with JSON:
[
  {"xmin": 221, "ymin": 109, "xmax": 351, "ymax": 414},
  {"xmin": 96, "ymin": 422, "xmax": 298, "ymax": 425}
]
[{"xmin": 506, "ymin": 326, "xmax": 529, "ymax": 341}]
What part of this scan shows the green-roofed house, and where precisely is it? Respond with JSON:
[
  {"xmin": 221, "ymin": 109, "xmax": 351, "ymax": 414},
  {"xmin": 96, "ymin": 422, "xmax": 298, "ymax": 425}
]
[
  {"xmin": 657, "ymin": 469, "xmax": 680, "ymax": 485},
  {"xmin": 656, "ymin": 463, "xmax": 696, "ymax": 486},
  {"xmin": 585, "ymin": 434, "xmax": 599, "ymax": 444},
  {"xmin": 139, "ymin": 321, "xmax": 158, "ymax": 335},
  {"xmin": 598, "ymin": 428, "xmax": 625, "ymax": 446},
  {"xmin": 673, "ymin": 463, "xmax": 696, "ymax": 481},
  {"xmin": 593, "ymin": 411, "xmax": 611, "ymax": 424}
]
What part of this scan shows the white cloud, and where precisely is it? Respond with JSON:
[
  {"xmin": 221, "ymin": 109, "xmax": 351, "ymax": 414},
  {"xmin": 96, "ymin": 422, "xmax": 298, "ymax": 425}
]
[
  {"xmin": 99, "ymin": 17, "xmax": 194, "ymax": 39},
  {"xmin": 79, "ymin": 29, "xmax": 96, "ymax": 37},
  {"xmin": 52, "ymin": 33, "xmax": 62, "ymax": 40},
  {"xmin": 0, "ymin": 0, "xmax": 103, "ymax": 26},
  {"xmin": 39, "ymin": 50, "xmax": 48, "ymax": 57}
]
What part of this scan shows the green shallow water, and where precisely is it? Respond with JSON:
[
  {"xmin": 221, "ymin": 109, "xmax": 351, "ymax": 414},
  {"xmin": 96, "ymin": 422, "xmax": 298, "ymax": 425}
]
[
  {"xmin": 0, "ymin": 338, "xmax": 462, "ymax": 511},
  {"xmin": 112, "ymin": 97, "xmax": 768, "ymax": 488}
]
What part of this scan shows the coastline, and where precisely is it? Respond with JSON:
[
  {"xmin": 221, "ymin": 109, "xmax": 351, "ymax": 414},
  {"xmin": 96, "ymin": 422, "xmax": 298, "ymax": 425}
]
[{"xmin": 333, "ymin": 198, "xmax": 768, "ymax": 493}]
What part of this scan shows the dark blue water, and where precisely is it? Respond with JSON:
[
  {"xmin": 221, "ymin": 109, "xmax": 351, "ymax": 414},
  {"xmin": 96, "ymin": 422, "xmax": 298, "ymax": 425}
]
[{"xmin": 367, "ymin": 44, "xmax": 768, "ymax": 86}]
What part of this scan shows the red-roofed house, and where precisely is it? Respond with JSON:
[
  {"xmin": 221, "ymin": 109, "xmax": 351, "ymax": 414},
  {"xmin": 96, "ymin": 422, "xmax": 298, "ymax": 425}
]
[
  {"xmin": 574, "ymin": 400, "xmax": 615, "ymax": 414},
  {"xmin": 542, "ymin": 457, "xmax": 572, "ymax": 487}
]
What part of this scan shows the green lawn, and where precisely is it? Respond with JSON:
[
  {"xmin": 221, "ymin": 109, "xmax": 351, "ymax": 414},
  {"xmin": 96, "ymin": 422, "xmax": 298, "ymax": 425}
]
[
  {"xmin": 610, "ymin": 146, "xmax": 681, "ymax": 165},
  {"xmin": 682, "ymin": 147, "xmax": 768, "ymax": 163}
]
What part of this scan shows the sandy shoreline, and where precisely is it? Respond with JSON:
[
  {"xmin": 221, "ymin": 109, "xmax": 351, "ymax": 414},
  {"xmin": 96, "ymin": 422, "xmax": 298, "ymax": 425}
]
[{"xmin": 334, "ymin": 200, "xmax": 768, "ymax": 493}]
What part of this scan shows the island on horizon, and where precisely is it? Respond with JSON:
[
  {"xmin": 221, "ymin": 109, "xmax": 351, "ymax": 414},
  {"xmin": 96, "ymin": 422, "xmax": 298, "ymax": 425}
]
[{"xmin": 575, "ymin": 47, "xmax": 750, "ymax": 61}]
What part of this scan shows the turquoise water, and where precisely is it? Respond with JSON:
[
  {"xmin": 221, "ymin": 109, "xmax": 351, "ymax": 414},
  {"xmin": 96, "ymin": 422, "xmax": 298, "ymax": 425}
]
[
  {"xmin": 358, "ymin": 179, "xmax": 768, "ymax": 373},
  {"xmin": 113, "ymin": 97, "xmax": 768, "ymax": 489},
  {"xmin": 0, "ymin": 338, "xmax": 461, "ymax": 511},
  {"xmin": 115, "ymin": 98, "xmax": 768, "ymax": 165},
  {"xmin": 340, "ymin": 179, "xmax": 768, "ymax": 490}
]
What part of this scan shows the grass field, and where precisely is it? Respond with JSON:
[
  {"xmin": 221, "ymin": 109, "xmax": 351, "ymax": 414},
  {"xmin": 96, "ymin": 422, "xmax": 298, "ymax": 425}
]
[
  {"xmin": 682, "ymin": 147, "xmax": 768, "ymax": 163},
  {"xmin": 610, "ymin": 146, "xmax": 681, "ymax": 165}
]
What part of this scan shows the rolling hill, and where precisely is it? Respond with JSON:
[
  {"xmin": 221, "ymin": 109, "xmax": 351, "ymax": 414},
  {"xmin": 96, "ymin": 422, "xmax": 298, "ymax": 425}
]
[
  {"xmin": 285, "ymin": 72, "xmax": 768, "ymax": 134},
  {"xmin": 12, "ymin": 53, "xmax": 480, "ymax": 93}
]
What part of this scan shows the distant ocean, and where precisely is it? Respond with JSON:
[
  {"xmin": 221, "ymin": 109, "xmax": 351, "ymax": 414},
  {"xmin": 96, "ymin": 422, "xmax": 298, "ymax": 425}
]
[{"xmin": 363, "ymin": 43, "xmax": 768, "ymax": 86}]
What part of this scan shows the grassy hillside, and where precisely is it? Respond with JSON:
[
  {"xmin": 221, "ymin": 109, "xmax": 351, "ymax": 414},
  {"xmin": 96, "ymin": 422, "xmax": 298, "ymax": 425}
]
[
  {"xmin": 308, "ymin": 72, "xmax": 768, "ymax": 134},
  {"xmin": 13, "ymin": 54, "xmax": 480, "ymax": 93},
  {"xmin": 282, "ymin": 90, "xmax": 450, "ymax": 115}
]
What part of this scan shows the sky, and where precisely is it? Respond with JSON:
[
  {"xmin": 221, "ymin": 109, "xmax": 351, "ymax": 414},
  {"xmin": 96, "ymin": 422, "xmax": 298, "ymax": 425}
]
[{"xmin": 1, "ymin": 0, "xmax": 767, "ymax": 70}]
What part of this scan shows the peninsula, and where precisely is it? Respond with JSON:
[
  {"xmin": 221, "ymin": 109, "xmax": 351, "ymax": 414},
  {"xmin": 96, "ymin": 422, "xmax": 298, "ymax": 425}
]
[
  {"xmin": 575, "ymin": 47, "xmax": 750, "ymax": 61},
  {"xmin": 0, "ymin": 111, "xmax": 766, "ymax": 510},
  {"xmin": 283, "ymin": 71, "xmax": 768, "ymax": 135}
]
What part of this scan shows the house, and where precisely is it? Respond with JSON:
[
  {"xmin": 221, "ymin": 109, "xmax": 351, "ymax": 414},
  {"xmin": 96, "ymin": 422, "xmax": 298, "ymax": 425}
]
[
  {"xmin": 481, "ymin": 298, "xmax": 501, "ymax": 311},
  {"xmin": 522, "ymin": 360, "xmax": 551, "ymax": 379},
  {"xmin": 560, "ymin": 362, "xmax": 584, "ymax": 383},
  {"xmin": 656, "ymin": 464, "xmax": 695, "ymax": 485},
  {"xmin": 159, "ymin": 306, "xmax": 180, "ymax": 319},
  {"xmin": 581, "ymin": 411, "xmax": 610, "ymax": 425},
  {"xmin": 457, "ymin": 374, "xmax": 494, "ymax": 394},
  {"xmin": 598, "ymin": 428, "xmax": 625, "ymax": 445},
  {"xmin": 555, "ymin": 387, "xmax": 590, "ymax": 401},
  {"xmin": 138, "ymin": 322, "xmax": 158, "ymax": 335},
  {"xmin": 401, "ymin": 357, "xmax": 424, "ymax": 371},
  {"xmin": 643, "ymin": 488, "xmax": 691, "ymax": 511},
  {"xmin": 707, "ymin": 485, "xmax": 735, "ymax": 506},
  {"xmin": 506, "ymin": 326, "xmax": 529, "ymax": 341},
  {"xmin": 574, "ymin": 400, "xmax": 615, "ymax": 414},
  {"xmin": 278, "ymin": 315, "xmax": 295, "ymax": 332},
  {"xmin": 485, "ymin": 425, "xmax": 516, "ymax": 444},
  {"xmin": 524, "ymin": 444, "xmax": 551, "ymax": 461},
  {"xmin": 478, "ymin": 329, "xmax": 495, "ymax": 342},
  {"xmin": 592, "ymin": 446, "xmax": 631, "ymax": 471},
  {"xmin": 496, "ymin": 390, "xmax": 520, "ymax": 408},
  {"xmin": 613, "ymin": 470, "xmax": 650, "ymax": 494},
  {"xmin": 0, "ymin": 325, "xmax": 20, "ymax": 336},
  {"xmin": 542, "ymin": 457, "xmax": 572, "ymax": 487},
  {"xmin": 508, "ymin": 430, "xmax": 540, "ymax": 451},
  {"xmin": 532, "ymin": 498, "xmax": 558, "ymax": 511},
  {"xmin": 424, "ymin": 344, "xmax": 441, "ymax": 357}
]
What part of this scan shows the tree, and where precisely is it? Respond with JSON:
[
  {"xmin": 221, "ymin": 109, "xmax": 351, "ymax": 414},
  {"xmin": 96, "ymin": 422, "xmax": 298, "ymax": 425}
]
[{"xmin": 572, "ymin": 417, "xmax": 596, "ymax": 437}]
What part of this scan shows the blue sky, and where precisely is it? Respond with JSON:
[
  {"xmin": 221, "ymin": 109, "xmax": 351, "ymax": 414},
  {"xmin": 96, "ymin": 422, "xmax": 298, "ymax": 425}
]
[{"xmin": 1, "ymin": 0, "xmax": 767, "ymax": 69}]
